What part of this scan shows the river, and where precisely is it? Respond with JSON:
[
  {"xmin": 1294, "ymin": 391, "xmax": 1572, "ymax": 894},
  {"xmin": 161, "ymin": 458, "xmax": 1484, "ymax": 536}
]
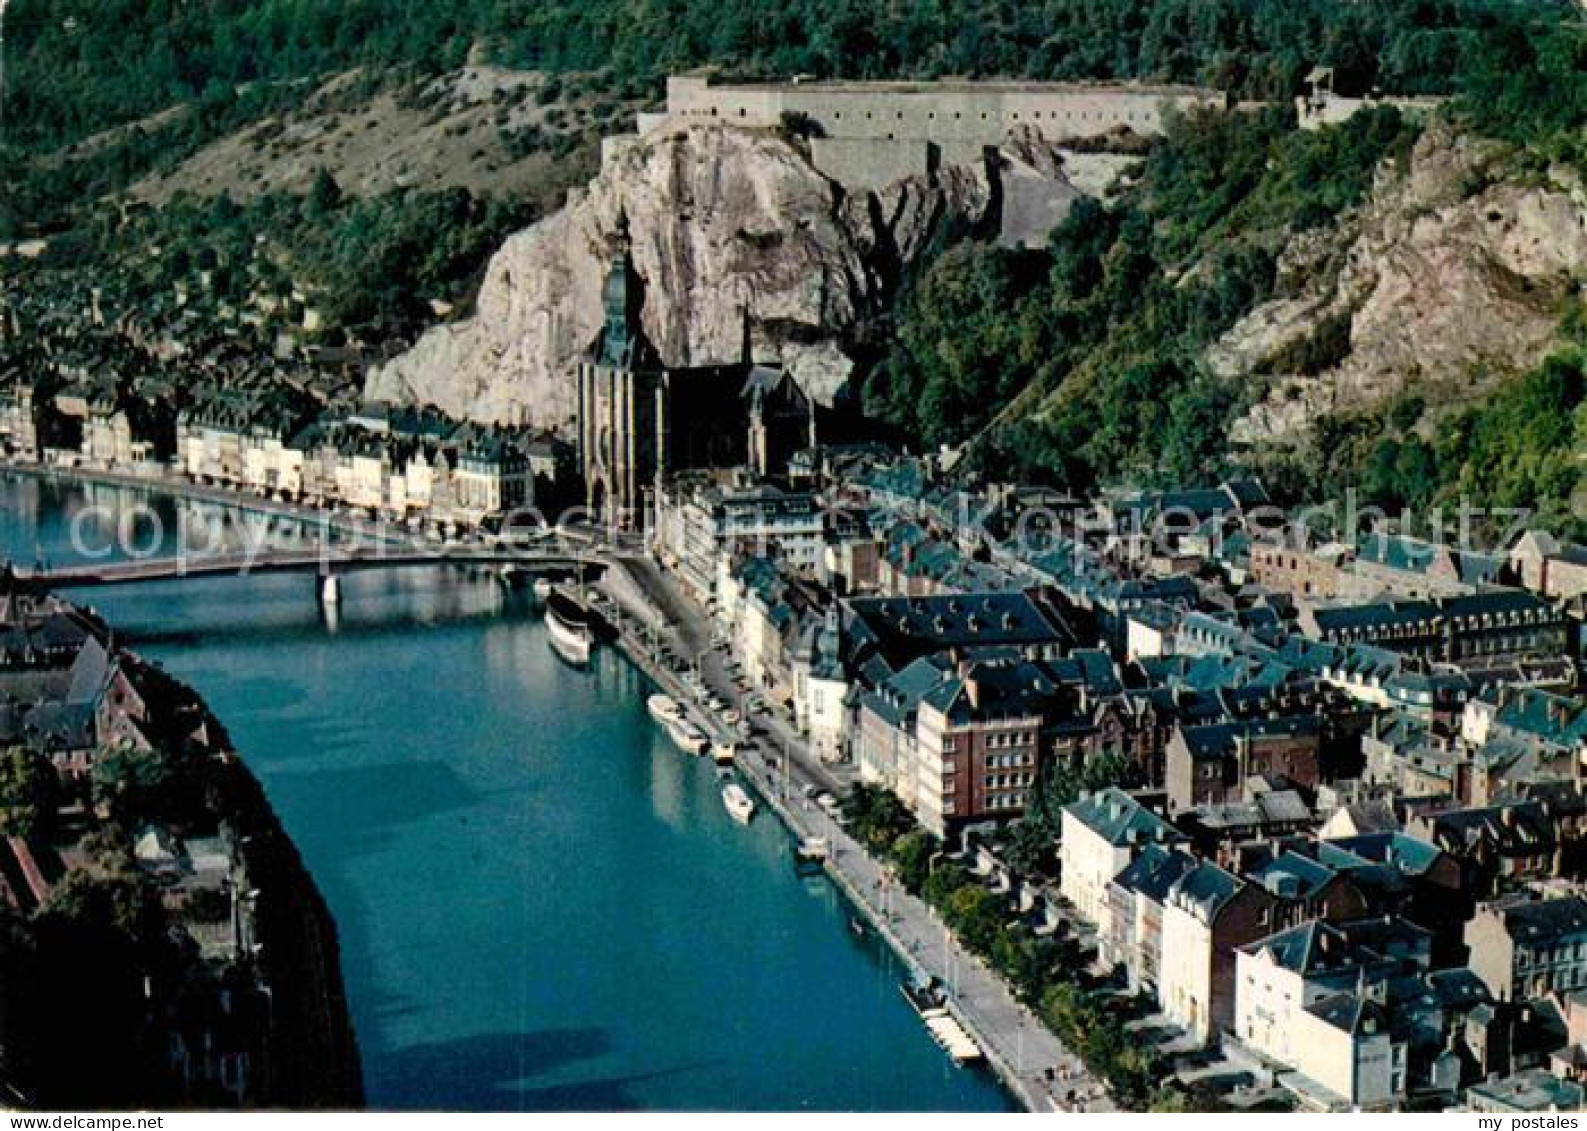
[{"xmin": 0, "ymin": 471, "xmax": 1012, "ymax": 1112}]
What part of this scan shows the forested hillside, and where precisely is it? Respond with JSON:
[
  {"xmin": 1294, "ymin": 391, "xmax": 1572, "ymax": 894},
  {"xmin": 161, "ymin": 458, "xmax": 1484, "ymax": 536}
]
[
  {"xmin": 7, "ymin": 0, "xmax": 1583, "ymax": 224},
  {"xmin": 4, "ymin": 0, "xmax": 1584, "ymax": 528}
]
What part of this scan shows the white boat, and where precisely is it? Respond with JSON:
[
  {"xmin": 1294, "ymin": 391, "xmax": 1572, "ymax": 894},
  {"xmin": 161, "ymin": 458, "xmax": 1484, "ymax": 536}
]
[
  {"xmin": 647, "ymin": 693, "xmax": 684, "ymax": 727},
  {"xmin": 711, "ymin": 740, "xmax": 737, "ymax": 766},
  {"xmin": 532, "ymin": 577, "xmax": 553, "ymax": 600},
  {"xmin": 545, "ymin": 590, "xmax": 594, "ymax": 665},
  {"xmin": 795, "ymin": 836, "xmax": 830, "ymax": 863},
  {"xmin": 665, "ymin": 716, "xmax": 709, "ymax": 756},
  {"xmin": 722, "ymin": 782, "xmax": 756, "ymax": 824},
  {"xmin": 901, "ymin": 982, "xmax": 982, "ymax": 1063}
]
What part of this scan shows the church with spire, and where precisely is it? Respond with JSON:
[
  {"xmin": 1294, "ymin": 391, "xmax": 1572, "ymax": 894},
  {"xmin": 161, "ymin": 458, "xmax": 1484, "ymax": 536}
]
[{"xmin": 574, "ymin": 215, "xmax": 816, "ymax": 529}]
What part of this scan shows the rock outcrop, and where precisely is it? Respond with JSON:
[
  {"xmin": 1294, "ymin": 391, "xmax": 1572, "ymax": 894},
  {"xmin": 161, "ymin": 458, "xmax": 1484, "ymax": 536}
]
[
  {"xmin": 368, "ymin": 122, "xmax": 1007, "ymax": 426},
  {"xmin": 1220, "ymin": 127, "xmax": 1587, "ymax": 446}
]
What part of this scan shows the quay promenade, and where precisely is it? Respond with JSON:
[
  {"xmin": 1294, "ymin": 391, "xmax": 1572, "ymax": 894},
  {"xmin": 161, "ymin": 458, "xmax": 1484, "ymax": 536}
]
[
  {"xmin": 594, "ymin": 558, "xmax": 1114, "ymax": 1113},
  {"xmin": 4, "ymin": 457, "xmax": 1110, "ymax": 1110}
]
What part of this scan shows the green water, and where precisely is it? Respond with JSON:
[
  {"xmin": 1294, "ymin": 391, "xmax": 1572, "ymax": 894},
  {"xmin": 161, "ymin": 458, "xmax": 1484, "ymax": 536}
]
[{"xmin": 1, "ymin": 473, "xmax": 1012, "ymax": 1112}]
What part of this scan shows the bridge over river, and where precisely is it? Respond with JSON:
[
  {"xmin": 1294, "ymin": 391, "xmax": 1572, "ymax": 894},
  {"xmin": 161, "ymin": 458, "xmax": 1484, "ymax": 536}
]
[{"xmin": 16, "ymin": 541, "xmax": 609, "ymax": 589}]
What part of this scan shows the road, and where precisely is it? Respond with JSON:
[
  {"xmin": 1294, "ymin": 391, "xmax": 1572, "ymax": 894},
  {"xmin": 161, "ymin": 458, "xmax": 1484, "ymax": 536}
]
[
  {"xmin": 596, "ymin": 553, "xmax": 1114, "ymax": 1113},
  {"xmin": 4, "ymin": 459, "xmax": 1115, "ymax": 1111}
]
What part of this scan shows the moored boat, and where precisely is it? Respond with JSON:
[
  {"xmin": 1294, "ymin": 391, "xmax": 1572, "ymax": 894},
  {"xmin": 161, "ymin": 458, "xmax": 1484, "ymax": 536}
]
[
  {"xmin": 665, "ymin": 715, "xmax": 709, "ymax": 755},
  {"xmin": 532, "ymin": 576, "xmax": 553, "ymax": 600},
  {"xmin": 711, "ymin": 740, "xmax": 737, "ymax": 766},
  {"xmin": 722, "ymin": 782, "xmax": 755, "ymax": 824},
  {"xmin": 795, "ymin": 836, "xmax": 830, "ymax": 864},
  {"xmin": 794, "ymin": 836, "xmax": 830, "ymax": 874},
  {"xmin": 900, "ymin": 980, "xmax": 982, "ymax": 1063},
  {"xmin": 648, "ymin": 693, "xmax": 684, "ymax": 727},
  {"xmin": 545, "ymin": 589, "xmax": 594, "ymax": 665}
]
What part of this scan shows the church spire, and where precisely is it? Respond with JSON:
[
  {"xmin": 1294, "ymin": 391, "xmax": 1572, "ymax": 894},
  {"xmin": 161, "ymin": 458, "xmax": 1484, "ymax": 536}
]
[{"xmin": 599, "ymin": 210, "xmax": 645, "ymax": 367}]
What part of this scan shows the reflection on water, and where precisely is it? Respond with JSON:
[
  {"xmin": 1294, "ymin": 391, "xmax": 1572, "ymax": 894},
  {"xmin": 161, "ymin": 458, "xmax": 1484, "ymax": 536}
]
[{"xmin": 0, "ymin": 473, "xmax": 1013, "ymax": 1112}]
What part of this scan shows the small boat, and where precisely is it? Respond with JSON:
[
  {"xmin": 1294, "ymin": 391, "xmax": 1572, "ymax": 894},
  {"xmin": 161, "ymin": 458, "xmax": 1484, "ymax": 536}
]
[
  {"xmin": 795, "ymin": 836, "xmax": 830, "ymax": 864},
  {"xmin": 722, "ymin": 782, "xmax": 755, "ymax": 824},
  {"xmin": 545, "ymin": 589, "xmax": 594, "ymax": 665},
  {"xmin": 711, "ymin": 740, "xmax": 737, "ymax": 766},
  {"xmin": 532, "ymin": 577, "xmax": 553, "ymax": 600},
  {"xmin": 849, "ymin": 916, "xmax": 868, "ymax": 939},
  {"xmin": 647, "ymin": 693, "xmax": 684, "ymax": 727},
  {"xmin": 901, "ymin": 979, "xmax": 947, "ymax": 1017},
  {"xmin": 665, "ymin": 716, "xmax": 709, "ymax": 756},
  {"xmin": 900, "ymin": 981, "xmax": 982, "ymax": 1063}
]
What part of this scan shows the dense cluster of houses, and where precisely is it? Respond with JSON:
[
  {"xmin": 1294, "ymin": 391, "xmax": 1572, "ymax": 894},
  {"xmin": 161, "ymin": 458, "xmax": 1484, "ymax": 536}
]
[
  {"xmin": 0, "ymin": 295, "xmax": 573, "ymax": 533},
  {"xmin": 0, "ymin": 360, "xmax": 572, "ymax": 530},
  {"xmin": 0, "ymin": 571, "xmax": 271, "ymax": 1103},
  {"xmin": 654, "ymin": 451, "xmax": 1587, "ymax": 1111}
]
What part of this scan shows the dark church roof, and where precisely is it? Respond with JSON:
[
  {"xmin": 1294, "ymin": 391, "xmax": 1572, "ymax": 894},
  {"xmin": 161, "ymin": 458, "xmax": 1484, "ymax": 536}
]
[{"xmin": 594, "ymin": 221, "xmax": 660, "ymax": 370}]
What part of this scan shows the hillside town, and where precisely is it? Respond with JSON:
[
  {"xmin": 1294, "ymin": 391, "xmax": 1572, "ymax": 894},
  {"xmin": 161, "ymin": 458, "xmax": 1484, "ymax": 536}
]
[
  {"xmin": 0, "ymin": 256, "xmax": 577, "ymax": 540},
  {"xmin": 3, "ymin": 215, "xmax": 1586, "ymax": 1113}
]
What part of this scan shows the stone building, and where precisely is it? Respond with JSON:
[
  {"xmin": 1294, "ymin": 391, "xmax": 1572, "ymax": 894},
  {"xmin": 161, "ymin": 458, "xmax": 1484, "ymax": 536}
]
[
  {"xmin": 640, "ymin": 74, "xmax": 1226, "ymax": 183},
  {"xmin": 1512, "ymin": 531, "xmax": 1587, "ymax": 603},
  {"xmin": 575, "ymin": 222, "xmax": 782, "ymax": 529},
  {"xmin": 1250, "ymin": 539, "xmax": 1352, "ymax": 600},
  {"xmin": 621, "ymin": 75, "xmax": 1230, "ymax": 248},
  {"xmin": 1059, "ymin": 787, "xmax": 1184, "ymax": 934},
  {"xmin": 1466, "ymin": 897, "xmax": 1587, "ymax": 1003},
  {"xmin": 1164, "ymin": 715, "xmax": 1323, "ymax": 815}
]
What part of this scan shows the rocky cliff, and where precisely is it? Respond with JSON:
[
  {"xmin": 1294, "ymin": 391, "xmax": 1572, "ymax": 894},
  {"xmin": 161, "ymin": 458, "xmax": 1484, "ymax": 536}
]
[
  {"xmin": 367, "ymin": 122, "xmax": 1013, "ymax": 426},
  {"xmin": 1218, "ymin": 127, "xmax": 1587, "ymax": 446}
]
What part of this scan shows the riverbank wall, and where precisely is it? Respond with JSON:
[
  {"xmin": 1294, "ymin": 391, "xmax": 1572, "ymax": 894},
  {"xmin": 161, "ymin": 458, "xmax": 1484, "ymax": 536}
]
[
  {"xmin": 591, "ymin": 571, "xmax": 1060, "ymax": 1112},
  {"xmin": 144, "ymin": 662, "xmax": 366, "ymax": 1108},
  {"xmin": 0, "ymin": 459, "xmax": 408, "ymax": 548}
]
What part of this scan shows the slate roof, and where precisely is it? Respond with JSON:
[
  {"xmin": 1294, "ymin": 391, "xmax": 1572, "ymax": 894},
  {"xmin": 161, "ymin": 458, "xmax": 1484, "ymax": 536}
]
[
  {"xmin": 1176, "ymin": 714, "xmax": 1322, "ymax": 761},
  {"xmin": 1240, "ymin": 920, "xmax": 1375, "ymax": 975},
  {"xmin": 844, "ymin": 589, "xmax": 1083, "ymax": 668},
  {"xmin": 1304, "ymin": 990, "xmax": 1391, "ymax": 1037},
  {"xmin": 1064, "ymin": 787, "xmax": 1181, "ymax": 848},
  {"xmin": 919, "ymin": 658, "xmax": 1062, "ymax": 722},
  {"xmin": 1252, "ymin": 851, "xmax": 1340, "ymax": 900},
  {"xmin": 1496, "ymin": 897, "xmax": 1587, "ymax": 945},
  {"xmin": 1356, "ymin": 533, "xmax": 1450, "ymax": 576},
  {"xmin": 1321, "ymin": 832, "xmax": 1444, "ymax": 877},
  {"xmin": 1111, "ymin": 843, "xmax": 1198, "ymax": 902},
  {"xmin": 1192, "ymin": 790, "xmax": 1311, "ymax": 833},
  {"xmin": 1166, "ymin": 860, "xmax": 1246, "ymax": 923},
  {"xmin": 1417, "ymin": 801, "xmax": 1555, "ymax": 856},
  {"xmin": 858, "ymin": 654, "xmax": 953, "ymax": 728},
  {"xmin": 1492, "ymin": 688, "xmax": 1587, "ymax": 749}
]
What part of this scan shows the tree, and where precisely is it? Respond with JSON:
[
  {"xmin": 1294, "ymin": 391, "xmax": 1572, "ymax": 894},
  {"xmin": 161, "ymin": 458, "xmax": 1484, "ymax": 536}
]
[
  {"xmin": 0, "ymin": 746, "xmax": 59, "ymax": 838},
  {"xmin": 305, "ymin": 167, "xmax": 345, "ymax": 218},
  {"xmin": 997, "ymin": 818, "xmax": 1056, "ymax": 878},
  {"xmin": 90, "ymin": 743, "xmax": 175, "ymax": 821},
  {"xmin": 891, "ymin": 828, "xmax": 938, "ymax": 894},
  {"xmin": 840, "ymin": 782, "xmax": 918, "ymax": 852},
  {"xmin": 944, "ymin": 884, "xmax": 1004, "ymax": 953}
]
